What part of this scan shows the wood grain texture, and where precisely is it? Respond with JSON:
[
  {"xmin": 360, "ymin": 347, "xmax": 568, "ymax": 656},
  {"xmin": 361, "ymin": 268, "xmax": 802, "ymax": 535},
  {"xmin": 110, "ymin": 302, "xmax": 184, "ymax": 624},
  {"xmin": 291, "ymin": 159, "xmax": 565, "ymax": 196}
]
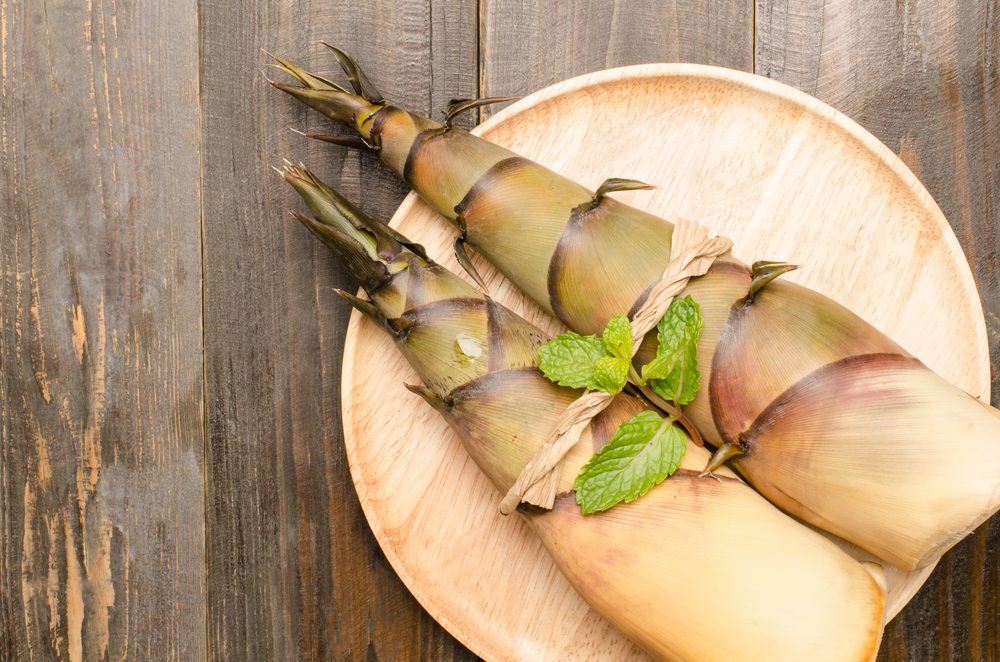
[
  {"xmin": 344, "ymin": 64, "xmax": 990, "ymax": 659},
  {"xmin": 756, "ymin": 3, "xmax": 999, "ymax": 659},
  {"xmin": 480, "ymin": 0, "xmax": 754, "ymax": 113},
  {"xmin": 0, "ymin": 0, "xmax": 206, "ymax": 660},
  {"xmin": 198, "ymin": 1, "xmax": 478, "ymax": 659}
]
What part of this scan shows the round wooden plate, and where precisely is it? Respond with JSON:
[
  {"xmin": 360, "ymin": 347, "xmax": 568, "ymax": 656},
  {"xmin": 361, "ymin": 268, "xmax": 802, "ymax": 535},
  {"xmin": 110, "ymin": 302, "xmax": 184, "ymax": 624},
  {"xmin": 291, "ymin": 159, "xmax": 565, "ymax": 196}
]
[{"xmin": 342, "ymin": 64, "xmax": 990, "ymax": 660}]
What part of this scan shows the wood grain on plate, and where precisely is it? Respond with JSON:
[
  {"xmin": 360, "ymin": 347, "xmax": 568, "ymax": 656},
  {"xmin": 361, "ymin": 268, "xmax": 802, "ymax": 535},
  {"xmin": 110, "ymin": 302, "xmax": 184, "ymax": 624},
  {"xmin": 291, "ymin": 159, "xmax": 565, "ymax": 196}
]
[{"xmin": 343, "ymin": 64, "xmax": 990, "ymax": 660}]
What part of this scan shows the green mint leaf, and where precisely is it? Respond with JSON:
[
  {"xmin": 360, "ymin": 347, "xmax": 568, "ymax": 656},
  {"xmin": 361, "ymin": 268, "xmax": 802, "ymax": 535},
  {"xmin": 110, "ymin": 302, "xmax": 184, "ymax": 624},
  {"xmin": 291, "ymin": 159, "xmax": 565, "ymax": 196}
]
[
  {"xmin": 640, "ymin": 295, "xmax": 702, "ymax": 406},
  {"xmin": 538, "ymin": 331, "xmax": 606, "ymax": 390},
  {"xmin": 601, "ymin": 315, "xmax": 633, "ymax": 360},
  {"xmin": 538, "ymin": 316, "xmax": 635, "ymax": 393},
  {"xmin": 574, "ymin": 411, "xmax": 687, "ymax": 514},
  {"xmin": 593, "ymin": 355, "xmax": 629, "ymax": 394}
]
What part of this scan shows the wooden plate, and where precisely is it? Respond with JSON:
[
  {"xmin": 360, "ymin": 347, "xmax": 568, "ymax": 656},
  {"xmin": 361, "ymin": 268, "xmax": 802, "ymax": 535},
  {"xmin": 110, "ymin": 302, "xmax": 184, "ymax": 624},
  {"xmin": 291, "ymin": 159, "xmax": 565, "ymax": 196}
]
[{"xmin": 342, "ymin": 64, "xmax": 990, "ymax": 660}]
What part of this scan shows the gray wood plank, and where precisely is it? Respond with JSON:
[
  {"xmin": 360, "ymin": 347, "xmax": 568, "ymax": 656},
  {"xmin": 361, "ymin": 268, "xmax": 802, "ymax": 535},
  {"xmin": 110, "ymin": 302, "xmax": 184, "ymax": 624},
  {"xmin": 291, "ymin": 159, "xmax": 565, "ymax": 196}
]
[
  {"xmin": 756, "ymin": 1, "xmax": 999, "ymax": 659},
  {"xmin": 0, "ymin": 1, "xmax": 206, "ymax": 660},
  {"xmin": 198, "ymin": 1, "xmax": 479, "ymax": 658},
  {"xmin": 480, "ymin": 0, "xmax": 754, "ymax": 113}
]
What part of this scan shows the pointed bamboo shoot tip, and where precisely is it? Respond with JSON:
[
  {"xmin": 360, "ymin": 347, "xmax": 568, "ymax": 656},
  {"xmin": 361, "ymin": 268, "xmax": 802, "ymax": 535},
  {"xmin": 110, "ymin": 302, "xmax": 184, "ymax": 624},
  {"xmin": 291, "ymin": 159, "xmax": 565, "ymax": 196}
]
[
  {"xmin": 594, "ymin": 177, "xmax": 656, "ymax": 201},
  {"xmin": 320, "ymin": 42, "xmax": 385, "ymax": 103},
  {"xmin": 404, "ymin": 383, "xmax": 450, "ymax": 410},
  {"xmin": 744, "ymin": 261, "xmax": 799, "ymax": 304},
  {"xmin": 453, "ymin": 236, "xmax": 489, "ymax": 291},
  {"xmin": 699, "ymin": 441, "xmax": 746, "ymax": 477},
  {"xmin": 293, "ymin": 131, "xmax": 372, "ymax": 149},
  {"xmin": 333, "ymin": 289, "xmax": 393, "ymax": 329},
  {"xmin": 443, "ymin": 96, "xmax": 522, "ymax": 126},
  {"xmin": 260, "ymin": 50, "xmax": 286, "ymax": 71},
  {"xmin": 288, "ymin": 209, "xmax": 313, "ymax": 225}
]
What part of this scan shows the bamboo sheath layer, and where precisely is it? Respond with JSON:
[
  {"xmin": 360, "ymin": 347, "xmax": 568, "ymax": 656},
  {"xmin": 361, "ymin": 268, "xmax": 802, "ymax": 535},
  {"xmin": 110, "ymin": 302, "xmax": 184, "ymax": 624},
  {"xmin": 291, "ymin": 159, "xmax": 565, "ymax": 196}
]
[
  {"xmin": 281, "ymin": 164, "xmax": 886, "ymax": 661},
  {"xmin": 270, "ymin": 52, "xmax": 1000, "ymax": 571}
]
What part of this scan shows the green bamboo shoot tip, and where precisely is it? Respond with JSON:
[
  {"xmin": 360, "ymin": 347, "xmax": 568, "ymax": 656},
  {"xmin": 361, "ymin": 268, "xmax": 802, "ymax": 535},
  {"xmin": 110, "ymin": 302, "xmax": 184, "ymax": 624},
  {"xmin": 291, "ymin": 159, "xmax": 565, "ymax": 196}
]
[{"xmin": 699, "ymin": 441, "xmax": 746, "ymax": 477}]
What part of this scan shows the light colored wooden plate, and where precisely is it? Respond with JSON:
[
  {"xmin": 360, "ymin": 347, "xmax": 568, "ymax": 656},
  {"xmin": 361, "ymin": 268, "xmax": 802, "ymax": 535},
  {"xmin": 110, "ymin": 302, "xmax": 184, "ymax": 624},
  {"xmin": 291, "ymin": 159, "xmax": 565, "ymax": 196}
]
[{"xmin": 341, "ymin": 64, "xmax": 990, "ymax": 660}]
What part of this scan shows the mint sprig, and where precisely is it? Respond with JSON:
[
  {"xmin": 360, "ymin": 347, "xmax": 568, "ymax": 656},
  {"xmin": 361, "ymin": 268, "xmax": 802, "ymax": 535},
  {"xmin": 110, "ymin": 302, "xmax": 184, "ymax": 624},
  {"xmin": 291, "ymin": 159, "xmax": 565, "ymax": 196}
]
[
  {"xmin": 573, "ymin": 410, "xmax": 687, "ymax": 514},
  {"xmin": 536, "ymin": 298, "xmax": 703, "ymax": 515},
  {"xmin": 537, "ymin": 315, "xmax": 633, "ymax": 394},
  {"xmin": 640, "ymin": 295, "xmax": 702, "ymax": 406}
]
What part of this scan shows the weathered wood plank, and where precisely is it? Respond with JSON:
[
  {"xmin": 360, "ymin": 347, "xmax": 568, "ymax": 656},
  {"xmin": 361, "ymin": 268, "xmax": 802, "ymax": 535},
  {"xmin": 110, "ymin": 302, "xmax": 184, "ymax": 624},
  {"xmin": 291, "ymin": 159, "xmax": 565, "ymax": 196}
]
[
  {"xmin": 480, "ymin": 0, "xmax": 754, "ymax": 113},
  {"xmin": 0, "ymin": 1, "xmax": 206, "ymax": 660},
  {"xmin": 756, "ymin": 1, "xmax": 999, "ymax": 659},
  {"xmin": 198, "ymin": 0, "xmax": 479, "ymax": 658}
]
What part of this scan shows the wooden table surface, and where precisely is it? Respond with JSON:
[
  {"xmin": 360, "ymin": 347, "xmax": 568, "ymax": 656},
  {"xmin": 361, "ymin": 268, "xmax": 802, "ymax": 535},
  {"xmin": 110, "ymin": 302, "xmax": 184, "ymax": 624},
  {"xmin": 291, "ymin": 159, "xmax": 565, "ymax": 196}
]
[{"xmin": 0, "ymin": 1, "xmax": 996, "ymax": 660}]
